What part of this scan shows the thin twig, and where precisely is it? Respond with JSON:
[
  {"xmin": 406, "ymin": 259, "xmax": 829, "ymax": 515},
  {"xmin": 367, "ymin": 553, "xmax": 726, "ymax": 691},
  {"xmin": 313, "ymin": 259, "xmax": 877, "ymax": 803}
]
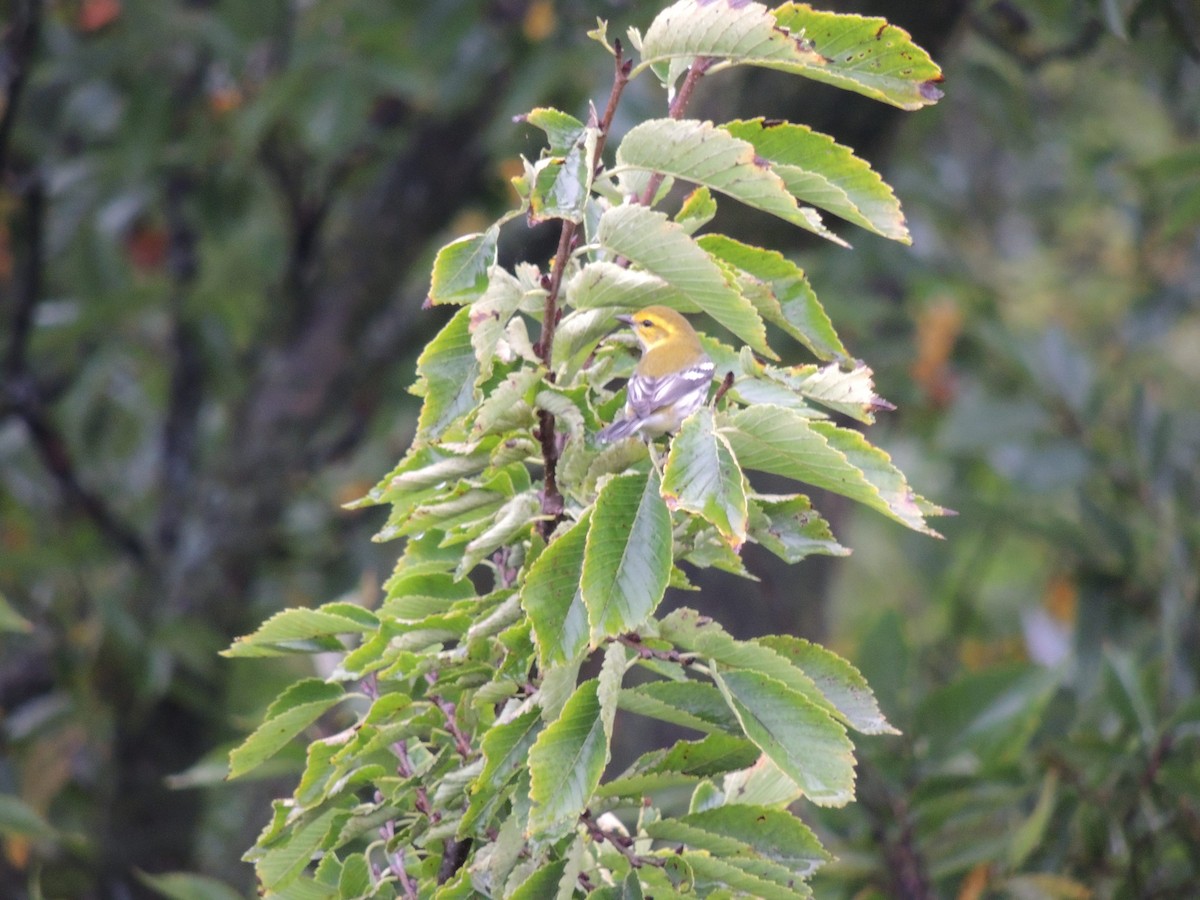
[
  {"xmin": 637, "ymin": 56, "xmax": 714, "ymax": 206},
  {"xmin": 617, "ymin": 632, "xmax": 696, "ymax": 667},
  {"xmin": 533, "ymin": 41, "xmax": 632, "ymax": 539},
  {"xmin": 711, "ymin": 371, "xmax": 735, "ymax": 407},
  {"xmin": 581, "ymin": 810, "xmax": 666, "ymax": 870},
  {"xmin": 432, "ymin": 695, "xmax": 473, "ymax": 760}
]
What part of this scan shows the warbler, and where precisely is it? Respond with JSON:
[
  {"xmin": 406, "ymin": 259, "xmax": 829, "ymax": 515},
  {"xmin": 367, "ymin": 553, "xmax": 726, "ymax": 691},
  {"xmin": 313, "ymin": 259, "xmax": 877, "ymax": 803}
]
[{"xmin": 598, "ymin": 305, "xmax": 715, "ymax": 442}]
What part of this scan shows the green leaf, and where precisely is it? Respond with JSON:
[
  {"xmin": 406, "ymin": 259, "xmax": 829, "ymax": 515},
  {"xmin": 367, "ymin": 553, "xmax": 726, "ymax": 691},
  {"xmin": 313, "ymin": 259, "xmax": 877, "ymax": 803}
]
[
  {"xmin": 681, "ymin": 850, "xmax": 810, "ymax": 899},
  {"xmin": 784, "ymin": 361, "xmax": 887, "ymax": 423},
  {"xmin": 456, "ymin": 491, "xmax": 541, "ymax": 578},
  {"xmin": 713, "ymin": 668, "xmax": 855, "ymax": 807},
  {"xmin": 657, "ymin": 608, "xmax": 873, "ymax": 738},
  {"xmin": 747, "ymin": 494, "xmax": 848, "ymax": 563},
  {"xmin": 697, "ymin": 235, "xmax": 845, "ymax": 361},
  {"xmin": 336, "ymin": 854, "xmax": 371, "ymax": 898},
  {"xmin": 523, "ymin": 107, "xmax": 586, "ymax": 155},
  {"xmin": 528, "ymin": 679, "xmax": 609, "ymax": 835},
  {"xmin": 675, "ymin": 185, "xmax": 718, "ymax": 234},
  {"xmin": 361, "ymin": 440, "xmax": 496, "ymax": 508},
  {"xmin": 596, "ymin": 204, "xmax": 773, "ymax": 358},
  {"xmin": 722, "ymin": 404, "xmax": 943, "ymax": 535},
  {"xmin": 463, "ymin": 708, "xmax": 544, "ymax": 833},
  {"xmin": 618, "ymin": 680, "xmax": 741, "ymax": 734},
  {"xmin": 639, "ymin": 0, "xmax": 815, "ymax": 90},
  {"xmin": 565, "ymin": 261, "xmax": 693, "ymax": 312},
  {"xmin": 757, "ymin": 635, "xmax": 896, "ymax": 735},
  {"xmin": 509, "ymin": 858, "xmax": 569, "ymax": 900},
  {"xmin": 582, "ymin": 469, "xmax": 673, "ymax": 643},
  {"xmin": 223, "ymin": 604, "xmax": 379, "ymax": 658},
  {"xmin": 724, "ymin": 118, "xmax": 907, "ymax": 241},
  {"xmin": 722, "ymin": 757, "xmax": 805, "ymax": 808},
  {"xmin": 768, "ymin": 4, "xmax": 944, "ymax": 110},
  {"xmin": 662, "ymin": 408, "xmax": 748, "ymax": 548},
  {"xmin": 473, "ymin": 368, "xmax": 540, "ymax": 436},
  {"xmin": 427, "ymin": 227, "xmax": 499, "ymax": 305},
  {"xmin": 136, "ymin": 871, "xmax": 244, "ymax": 900},
  {"xmin": 663, "ymin": 805, "xmax": 829, "ymax": 876},
  {"xmin": 638, "ymin": 0, "xmax": 942, "ymax": 110},
  {"xmin": 468, "ymin": 267, "xmax": 527, "ymax": 377},
  {"xmin": 522, "ymin": 511, "xmax": 592, "ymax": 667},
  {"xmin": 528, "ymin": 150, "xmax": 591, "ymax": 224},
  {"xmin": 228, "ymin": 680, "xmax": 346, "ymax": 779},
  {"xmin": 256, "ymin": 807, "xmax": 344, "ymax": 891},
  {"xmin": 413, "ymin": 307, "xmax": 480, "ymax": 441},
  {"xmin": 615, "ymin": 119, "xmax": 844, "ymax": 244},
  {"xmin": 644, "ymin": 732, "xmax": 760, "ymax": 778}
]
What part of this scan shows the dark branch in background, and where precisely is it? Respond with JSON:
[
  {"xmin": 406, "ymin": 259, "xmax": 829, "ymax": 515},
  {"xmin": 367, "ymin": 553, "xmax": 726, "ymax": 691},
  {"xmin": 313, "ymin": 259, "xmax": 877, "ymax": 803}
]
[
  {"xmin": 1, "ymin": 172, "xmax": 148, "ymax": 563},
  {"xmin": 0, "ymin": 0, "xmax": 41, "ymax": 178},
  {"xmin": 970, "ymin": 2, "xmax": 1104, "ymax": 69},
  {"xmin": 532, "ymin": 41, "xmax": 632, "ymax": 539},
  {"xmin": 157, "ymin": 171, "xmax": 203, "ymax": 558},
  {"xmin": 858, "ymin": 763, "xmax": 934, "ymax": 900}
]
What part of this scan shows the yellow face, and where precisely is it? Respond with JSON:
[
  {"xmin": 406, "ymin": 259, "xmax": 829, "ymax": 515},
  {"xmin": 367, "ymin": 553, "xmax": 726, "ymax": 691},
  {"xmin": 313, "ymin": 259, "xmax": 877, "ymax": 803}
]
[{"xmin": 617, "ymin": 305, "xmax": 694, "ymax": 351}]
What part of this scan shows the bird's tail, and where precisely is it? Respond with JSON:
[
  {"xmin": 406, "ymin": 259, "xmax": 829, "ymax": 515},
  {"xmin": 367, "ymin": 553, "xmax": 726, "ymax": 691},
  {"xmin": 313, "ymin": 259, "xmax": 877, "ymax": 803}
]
[{"xmin": 597, "ymin": 416, "xmax": 640, "ymax": 444}]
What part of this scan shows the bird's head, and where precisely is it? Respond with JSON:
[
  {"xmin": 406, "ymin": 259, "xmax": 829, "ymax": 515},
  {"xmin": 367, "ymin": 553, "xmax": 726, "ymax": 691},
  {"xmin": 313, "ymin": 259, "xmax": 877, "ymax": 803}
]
[{"xmin": 615, "ymin": 305, "xmax": 701, "ymax": 353}]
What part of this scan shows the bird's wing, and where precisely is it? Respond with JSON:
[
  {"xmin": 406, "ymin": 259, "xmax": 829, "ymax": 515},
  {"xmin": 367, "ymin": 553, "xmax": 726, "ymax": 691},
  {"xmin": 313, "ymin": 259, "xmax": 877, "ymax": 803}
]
[{"xmin": 626, "ymin": 359, "xmax": 716, "ymax": 418}]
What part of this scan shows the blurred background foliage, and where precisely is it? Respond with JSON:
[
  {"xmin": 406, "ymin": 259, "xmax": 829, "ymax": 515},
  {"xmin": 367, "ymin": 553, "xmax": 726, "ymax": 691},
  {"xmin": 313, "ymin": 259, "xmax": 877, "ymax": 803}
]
[{"xmin": 0, "ymin": 0, "xmax": 1196, "ymax": 898}]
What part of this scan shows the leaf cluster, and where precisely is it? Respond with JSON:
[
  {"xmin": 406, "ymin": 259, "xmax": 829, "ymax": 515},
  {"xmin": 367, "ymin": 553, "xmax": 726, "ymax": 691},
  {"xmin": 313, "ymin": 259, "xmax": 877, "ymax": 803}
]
[{"xmin": 225, "ymin": 2, "xmax": 944, "ymax": 896}]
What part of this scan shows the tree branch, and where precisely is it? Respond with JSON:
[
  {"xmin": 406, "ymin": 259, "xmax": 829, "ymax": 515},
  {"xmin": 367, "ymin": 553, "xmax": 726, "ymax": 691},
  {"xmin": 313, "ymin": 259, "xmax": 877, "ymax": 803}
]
[
  {"xmin": 0, "ymin": 0, "xmax": 40, "ymax": 179},
  {"xmin": 581, "ymin": 810, "xmax": 666, "ymax": 870},
  {"xmin": 637, "ymin": 56, "xmax": 713, "ymax": 206},
  {"xmin": 533, "ymin": 42, "xmax": 632, "ymax": 539},
  {"xmin": 1, "ymin": 175, "xmax": 147, "ymax": 563}
]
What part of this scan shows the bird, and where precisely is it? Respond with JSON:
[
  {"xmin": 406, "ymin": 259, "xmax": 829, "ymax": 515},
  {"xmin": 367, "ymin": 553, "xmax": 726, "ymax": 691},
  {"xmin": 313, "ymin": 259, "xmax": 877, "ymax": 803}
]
[{"xmin": 597, "ymin": 305, "xmax": 715, "ymax": 443}]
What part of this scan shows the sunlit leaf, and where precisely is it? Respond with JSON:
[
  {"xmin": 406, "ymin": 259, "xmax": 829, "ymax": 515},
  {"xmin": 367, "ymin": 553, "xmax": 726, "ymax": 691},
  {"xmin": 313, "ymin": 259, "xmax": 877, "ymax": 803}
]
[
  {"xmin": 747, "ymin": 494, "xmax": 848, "ymax": 563},
  {"xmin": 722, "ymin": 404, "xmax": 944, "ymax": 535},
  {"xmin": 228, "ymin": 680, "xmax": 346, "ymax": 779},
  {"xmin": 757, "ymin": 634, "xmax": 897, "ymax": 734},
  {"xmin": 582, "ymin": 469, "xmax": 673, "ymax": 642},
  {"xmin": 697, "ymin": 234, "xmax": 845, "ymax": 361},
  {"xmin": 724, "ymin": 118, "xmax": 907, "ymax": 241},
  {"xmin": 638, "ymin": 0, "xmax": 943, "ymax": 110},
  {"xmin": 662, "ymin": 408, "xmax": 748, "ymax": 548},
  {"xmin": 223, "ymin": 604, "xmax": 379, "ymax": 659},
  {"xmin": 597, "ymin": 204, "xmax": 773, "ymax": 357},
  {"xmin": 616, "ymin": 119, "xmax": 844, "ymax": 243},
  {"xmin": 428, "ymin": 227, "xmax": 499, "ymax": 306},
  {"xmin": 522, "ymin": 512, "xmax": 591, "ymax": 667},
  {"xmin": 412, "ymin": 307, "xmax": 480, "ymax": 441},
  {"xmin": 528, "ymin": 679, "xmax": 609, "ymax": 834}
]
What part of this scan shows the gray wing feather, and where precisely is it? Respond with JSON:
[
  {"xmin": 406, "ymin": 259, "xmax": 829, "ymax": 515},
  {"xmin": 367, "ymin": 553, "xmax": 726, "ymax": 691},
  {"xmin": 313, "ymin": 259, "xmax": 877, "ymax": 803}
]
[{"xmin": 626, "ymin": 359, "xmax": 716, "ymax": 417}]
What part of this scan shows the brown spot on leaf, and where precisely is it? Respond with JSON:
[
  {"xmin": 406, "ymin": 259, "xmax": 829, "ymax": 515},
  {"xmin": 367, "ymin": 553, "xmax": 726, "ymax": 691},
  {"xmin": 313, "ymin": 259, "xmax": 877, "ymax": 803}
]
[
  {"xmin": 762, "ymin": 118, "xmax": 785, "ymax": 128},
  {"xmin": 874, "ymin": 22, "xmax": 887, "ymax": 40}
]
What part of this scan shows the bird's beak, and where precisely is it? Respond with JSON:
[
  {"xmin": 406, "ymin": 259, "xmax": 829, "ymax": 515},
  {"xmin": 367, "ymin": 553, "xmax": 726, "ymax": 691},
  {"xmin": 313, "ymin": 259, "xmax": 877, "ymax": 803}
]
[{"xmin": 615, "ymin": 313, "xmax": 634, "ymax": 326}]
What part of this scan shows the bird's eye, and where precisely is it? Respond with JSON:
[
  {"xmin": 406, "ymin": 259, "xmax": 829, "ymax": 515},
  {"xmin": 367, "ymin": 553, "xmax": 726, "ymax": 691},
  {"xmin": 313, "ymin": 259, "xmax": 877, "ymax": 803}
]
[{"xmin": 642, "ymin": 319, "xmax": 653, "ymax": 327}]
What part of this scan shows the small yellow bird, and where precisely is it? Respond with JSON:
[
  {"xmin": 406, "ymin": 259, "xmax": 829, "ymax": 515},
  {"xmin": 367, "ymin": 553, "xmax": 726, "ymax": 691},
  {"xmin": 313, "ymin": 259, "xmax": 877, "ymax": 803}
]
[{"xmin": 598, "ymin": 305, "xmax": 715, "ymax": 442}]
